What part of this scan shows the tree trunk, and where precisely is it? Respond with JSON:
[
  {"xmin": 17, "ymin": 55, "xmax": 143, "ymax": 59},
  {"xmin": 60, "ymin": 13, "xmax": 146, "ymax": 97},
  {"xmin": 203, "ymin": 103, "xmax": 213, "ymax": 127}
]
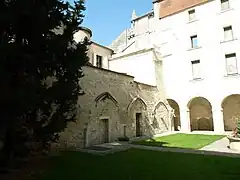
[{"xmin": 0, "ymin": 127, "xmax": 14, "ymax": 168}]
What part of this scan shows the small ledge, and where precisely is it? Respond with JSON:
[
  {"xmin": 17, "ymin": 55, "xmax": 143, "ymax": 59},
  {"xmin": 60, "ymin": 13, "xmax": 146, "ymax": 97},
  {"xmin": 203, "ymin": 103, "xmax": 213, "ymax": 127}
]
[
  {"xmin": 187, "ymin": 46, "xmax": 202, "ymax": 51},
  {"xmin": 161, "ymin": 28, "xmax": 172, "ymax": 32},
  {"xmin": 190, "ymin": 78, "xmax": 204, "ymax": 82},
  {"xmin": 187, "ymin": 19, "xmax": 199, "ymax": 24},
  {"xmin": 218, "ymin": 8, "xmax": 234, "ymax": 14},
  {"xmin": 161, "ymin": 54, "xmax": 172, "ymax": 58},
  {"xmin": 224, "ymin": 73, "xmax": 240, "ymax": 78},
  {"xmin": 220, "ymin": 38, "xmax": 238, "ymax": 44}
]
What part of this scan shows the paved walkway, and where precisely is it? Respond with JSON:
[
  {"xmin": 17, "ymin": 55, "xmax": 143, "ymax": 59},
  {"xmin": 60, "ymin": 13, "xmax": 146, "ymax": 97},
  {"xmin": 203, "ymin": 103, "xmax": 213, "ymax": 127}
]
[
  {"xmin": 129, "ymin": 143, "xmax": 240, "ymax": 158},
  {"xmin": 200, "ymin": 137, "xmax": 240, "ymax": 154},
  {"xmin": 79, "ymin": 141, "xmax": 130, "ymax": 155}
]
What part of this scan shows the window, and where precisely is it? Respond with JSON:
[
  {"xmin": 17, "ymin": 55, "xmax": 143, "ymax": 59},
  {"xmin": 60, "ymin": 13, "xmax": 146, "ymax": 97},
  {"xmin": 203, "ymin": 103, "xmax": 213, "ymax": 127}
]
[
  {"xmin": 221, "ymin": 0, "xmax": 230, "ymax": 11},
  {"xmin": 96, "ymin": 55, "xmax": 103, "ymax": 68},
  {"xmin": 226, "ymin": 53, "xmax": 238, "ymax": 75},
  {"xmin": 191, "ymin": 60, "xmax": 201, "ymax": 79},
  {"xmin": 191, "ymin": 35, "xmax": 198, "ymax": 48},
  {"xmin": 223, "ymin": 26, "xmax": 233, "ymax": 41},
  {"xmin": 188, "ymin": 9, "xmax": 196, "ymax": 21}
]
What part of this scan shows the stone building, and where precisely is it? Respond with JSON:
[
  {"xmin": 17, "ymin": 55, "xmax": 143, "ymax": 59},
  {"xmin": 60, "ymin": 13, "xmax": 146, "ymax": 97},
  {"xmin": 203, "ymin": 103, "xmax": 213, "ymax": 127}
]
[
  {"xmin": 60, "ymin": 0, "xmax": 240, "ymax": 148},
  {"xmin": 108, "ymin": 0, "xmax": 240, "ymax": 134},
  {"xmin": 59, "ymin": 26, "xmax": 172, "ymax": 149}
]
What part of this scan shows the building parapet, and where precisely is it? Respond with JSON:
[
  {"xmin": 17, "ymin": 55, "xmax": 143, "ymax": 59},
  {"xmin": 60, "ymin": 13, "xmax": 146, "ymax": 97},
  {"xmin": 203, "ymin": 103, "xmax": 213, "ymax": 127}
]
[{"xmin": 84, "ymin": 64, "xmax": 134, "ymax": 78}]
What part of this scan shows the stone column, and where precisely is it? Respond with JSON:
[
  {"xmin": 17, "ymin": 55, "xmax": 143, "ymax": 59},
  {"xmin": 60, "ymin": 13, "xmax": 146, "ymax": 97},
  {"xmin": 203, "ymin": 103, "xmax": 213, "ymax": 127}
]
[
  {"xmin": 212, "ymin": 108, "xmax": 225, "ymax": 133},
  {"xmin": 168, "ymin": 108, "xmax": 175, "ymax": 131},
  {"xmin": 179, "ymin": 109, "xmax": 191, "ymax": 132}
]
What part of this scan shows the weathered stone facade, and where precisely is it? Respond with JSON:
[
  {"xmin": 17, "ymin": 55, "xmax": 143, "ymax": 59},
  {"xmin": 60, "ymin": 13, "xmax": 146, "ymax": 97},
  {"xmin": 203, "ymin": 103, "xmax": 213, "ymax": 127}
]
[
  {"xmin": 222, "ymin": 95, "xmax": 240, "ymax": 131},
  {"xmin": 59, "ymin": 65, "xmax": 171, "ymax": 148}
]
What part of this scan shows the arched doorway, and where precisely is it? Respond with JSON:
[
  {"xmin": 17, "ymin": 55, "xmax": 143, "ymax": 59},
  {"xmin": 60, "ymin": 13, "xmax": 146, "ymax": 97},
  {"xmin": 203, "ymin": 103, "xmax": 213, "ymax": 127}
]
[
  {"xmin": 94, "ymin": 92, "xmax": 120, "ymax": 144},
  {"xmin": 222, "ymin": 94, "xmax": 240, "ymax": 131},
  {"xmin": 167, "ymin": 99, "xmax": 181, "ymax": 131},
  {"xmin": 188, "ymin": 97, "xmax": 213, "ymax": 131},
  {"xmin": 127, "ymin": 97, "xmax": 147, "ymax": 137}
]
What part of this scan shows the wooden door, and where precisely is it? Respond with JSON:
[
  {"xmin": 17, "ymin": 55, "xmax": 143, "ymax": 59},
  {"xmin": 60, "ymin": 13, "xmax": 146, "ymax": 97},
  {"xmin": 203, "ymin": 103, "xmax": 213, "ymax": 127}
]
[
  {"xmin": 136, "ymin": 113, "xmax": 141, "ymax": 137},
  {"xmin": 83, "ymin": 127, "xmax": 87, "ymax": 148},
  {"xmin": 103, "ymin": 119, "xmax": 109, "ymax": 143}
]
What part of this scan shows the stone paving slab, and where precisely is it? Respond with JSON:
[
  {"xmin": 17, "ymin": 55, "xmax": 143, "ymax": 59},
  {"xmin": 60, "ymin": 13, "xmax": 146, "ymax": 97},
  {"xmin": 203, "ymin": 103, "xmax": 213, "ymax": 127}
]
[
  {"xmin": 200, "ymin": 137, "xmax": 240, "ymax": 154},
  {"xmin": 78, "ymin": 142, "xmax": 131, "ymax": 155}
]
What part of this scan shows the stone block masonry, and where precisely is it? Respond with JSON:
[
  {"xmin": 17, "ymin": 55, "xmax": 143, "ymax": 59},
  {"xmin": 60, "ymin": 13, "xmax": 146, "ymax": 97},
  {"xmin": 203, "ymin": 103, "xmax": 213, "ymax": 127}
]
[{"xmin": 59, "ymin": 65, "xmax": 172, "ymax": 149}]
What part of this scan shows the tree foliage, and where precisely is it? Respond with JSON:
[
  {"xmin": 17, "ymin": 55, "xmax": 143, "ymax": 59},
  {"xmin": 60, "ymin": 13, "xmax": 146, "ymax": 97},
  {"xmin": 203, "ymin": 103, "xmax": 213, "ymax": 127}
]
[{"xmin": 0, "ymin": 0, "xmax": 89, "ymax": 164}]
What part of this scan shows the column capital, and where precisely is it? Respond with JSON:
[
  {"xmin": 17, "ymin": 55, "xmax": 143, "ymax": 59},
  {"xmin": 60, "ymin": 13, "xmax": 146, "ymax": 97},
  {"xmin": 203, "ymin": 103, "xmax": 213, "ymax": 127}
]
[
  {"xmin": 212, "ymin": 107, "xmax": 225, "ymax": 133},
  {"xmin": 184, "ymin": 108, "xmax": 190, "ymax": 113}
]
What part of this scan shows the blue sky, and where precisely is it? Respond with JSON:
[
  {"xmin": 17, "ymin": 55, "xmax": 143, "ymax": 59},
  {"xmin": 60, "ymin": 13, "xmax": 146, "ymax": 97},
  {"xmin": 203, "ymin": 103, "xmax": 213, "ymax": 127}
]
[{"xmin": 80, "ymin": 0, "xmax": 152, "ymax": 46}]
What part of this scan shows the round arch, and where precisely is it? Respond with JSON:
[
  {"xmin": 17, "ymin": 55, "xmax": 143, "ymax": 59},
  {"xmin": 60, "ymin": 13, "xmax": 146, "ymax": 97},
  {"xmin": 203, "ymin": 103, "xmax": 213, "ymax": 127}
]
[
  {"xmin": 221, "ymin": 94, "xmax": 240, "ymax": 131},
  {"xmin": 188, "ymin": 97, "xmax": 213, "ymax": 131},
  {"xmin": 167, "ymin": 99, "xmax": 181, "ymax": 131}
]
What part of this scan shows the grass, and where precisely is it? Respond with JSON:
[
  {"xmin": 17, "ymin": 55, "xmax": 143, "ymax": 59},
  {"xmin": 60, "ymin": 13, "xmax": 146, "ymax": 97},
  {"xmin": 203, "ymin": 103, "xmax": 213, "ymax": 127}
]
[
  {"xmin": 34, "ymin": 148, "xmax": 240, "ymax": 180},
  {"xmin": 132, "ymin": 133, "xmax": 225, "ymax": 149}
]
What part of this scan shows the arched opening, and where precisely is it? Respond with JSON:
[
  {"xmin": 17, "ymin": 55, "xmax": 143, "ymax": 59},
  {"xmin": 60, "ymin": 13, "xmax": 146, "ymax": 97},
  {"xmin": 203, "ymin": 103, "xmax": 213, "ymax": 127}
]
[
  {"xmin": 222, "ymin": 94, "xmax": 240, "ymax": 131},
  {"xmin": 94, "ymin": 92, "xmax": 120, "ymax": 144},
  {"xmin": 188, "ymin": 97, "xmax": 213, "ymax": 131},
  {"xmin": 95, "ymin": 92, "xmax": 118, "ymax": 107},
  {"xmin": 167, "ymin": 99, "xmax": 181, "ymax": 131},
  {"xmin": 152, "ymin": 101, "xmax": 169, "ymax": 133},
  {"xmin": 128, "ymin": 97, "xmax": 147, "ymax": 137}
]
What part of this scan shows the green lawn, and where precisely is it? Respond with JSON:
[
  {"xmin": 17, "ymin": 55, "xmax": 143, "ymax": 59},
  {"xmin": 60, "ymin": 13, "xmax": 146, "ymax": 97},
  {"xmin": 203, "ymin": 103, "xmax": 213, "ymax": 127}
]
[
  {"xmin": 35, "ymin": 148, "xmax": 240, "ymax": 180},
  {"xmin": 132, "ymin": 133, "xmax": 225, "ymax": 149}
]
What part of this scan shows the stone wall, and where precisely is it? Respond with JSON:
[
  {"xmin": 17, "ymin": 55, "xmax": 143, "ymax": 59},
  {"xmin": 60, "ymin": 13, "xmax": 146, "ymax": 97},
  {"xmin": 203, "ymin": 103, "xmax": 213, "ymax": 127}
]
[
  {"xmin": 59, "ymin": 65, "xmax": 171, "ymax": 149},
  {"xmin": 222, "ymin": 95, "xmax": 240, "ymax": 131},
  {"xmin": 189, "ymin": 97, "xmax": 213, "ymax": 131}
]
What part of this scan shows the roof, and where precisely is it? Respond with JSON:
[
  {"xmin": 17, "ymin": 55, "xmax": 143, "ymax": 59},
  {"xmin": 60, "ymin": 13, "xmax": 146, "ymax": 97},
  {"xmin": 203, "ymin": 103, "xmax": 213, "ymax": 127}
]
[
  {"xmin": 79, "ymin": 27, "xmax": 92, "ymax": 37},
  {"xmin": 84, "ymin": 64, "xmax": 134, "ymax": 78},
  {"xmin": 152, "ymin": 0, "xmax": 160, "ymax": 3},
  {"xmin": 159, "ymin": 0, "xmax": 211, "ymax": 18},
  {"xmin": 91, "ymin": 41, "xmax": 114, "ymax": 52},
  {"xmin": 131, "ymin": 11, "xmax": 154, "ymax": 22}
]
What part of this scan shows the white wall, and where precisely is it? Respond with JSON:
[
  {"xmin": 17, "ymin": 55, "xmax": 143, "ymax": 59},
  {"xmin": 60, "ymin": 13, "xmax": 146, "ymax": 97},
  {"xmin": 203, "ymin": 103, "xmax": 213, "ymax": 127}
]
[
  {"xmin": 159, "ymin": 0, "xmax": 240, "ymax": 132},
  {"xmin": 89, "ymin": 43, "xmax": 113, "ymax": 69},
  {"xmin": 109, "ymin": 49, "xmax": 157, "ymax": 86},
  {"xmin": 108, "ymin": 0, "xmax": 240, "ymax": 133},
  {"xmin": 108, "ymin": 12, "xmax": 157, "ymax": 86},
  {"xmin": 134, "ymin": 13, "xmax": 155, "ymax": 50}
]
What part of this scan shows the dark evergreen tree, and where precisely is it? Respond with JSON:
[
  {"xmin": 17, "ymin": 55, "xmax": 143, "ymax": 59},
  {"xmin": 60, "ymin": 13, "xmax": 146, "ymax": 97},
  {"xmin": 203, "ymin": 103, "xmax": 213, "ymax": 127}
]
[{"xmin": 0, "ymin": 0, "xmax": 89, "ymax": 165}]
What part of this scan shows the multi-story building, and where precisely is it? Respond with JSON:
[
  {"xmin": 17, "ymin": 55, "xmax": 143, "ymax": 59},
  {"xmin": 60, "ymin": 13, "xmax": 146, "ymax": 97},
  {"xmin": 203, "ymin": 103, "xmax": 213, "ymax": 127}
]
[{"xmin": 108, "ymin": 0, "xmax": 240, "ymax": 133}]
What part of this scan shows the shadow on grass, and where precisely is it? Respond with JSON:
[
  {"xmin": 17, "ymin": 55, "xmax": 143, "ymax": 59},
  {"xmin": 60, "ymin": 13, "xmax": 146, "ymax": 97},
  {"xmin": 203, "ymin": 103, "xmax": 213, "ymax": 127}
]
[{"xmin": 132, "ymin": 138, "xmax": 169, "ymax": 147}]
